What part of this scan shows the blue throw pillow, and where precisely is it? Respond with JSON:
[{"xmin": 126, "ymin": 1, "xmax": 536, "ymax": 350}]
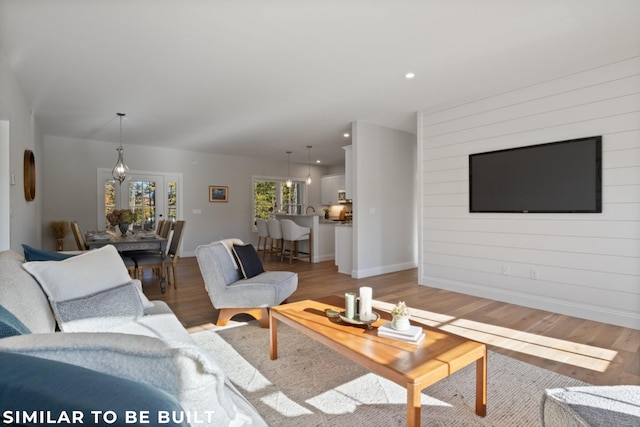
[
  {"xmin": 22, "ymin": 244, "xmax": 77, "ymax": 261},
  {"xmin": 0, "ymin": 352, "xmax": 189, "ymax": 426},
  {"xmin": 0, "ymin": 304, "xmax": 30, "ymax": 338},
  {"xmin": 232, "ymin": 244, "xmax": 265, "ymax": 279}
]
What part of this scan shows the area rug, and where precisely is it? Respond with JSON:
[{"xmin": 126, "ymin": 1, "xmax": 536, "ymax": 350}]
[{"xmin": 191, "ymin": 322, "xmax": 589, "ymax": 426}]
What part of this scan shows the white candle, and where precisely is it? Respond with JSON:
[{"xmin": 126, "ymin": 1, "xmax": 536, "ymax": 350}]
[
  {"xmin": 359, "ymin": 286, "xmax": 372, "ymax": 321},
  {"xmin": 345, "ymin": 292, "xmax": 356, "ymax": 319}
]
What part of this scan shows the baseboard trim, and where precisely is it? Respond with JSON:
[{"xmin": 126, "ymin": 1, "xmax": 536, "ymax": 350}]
[
  {"xmin": 421, "ymin": 275, "xmax": 640, "ymax": 330},
  {"xmin": 353, "ymin": 261, "xmax": 417, "ymax": 279}
]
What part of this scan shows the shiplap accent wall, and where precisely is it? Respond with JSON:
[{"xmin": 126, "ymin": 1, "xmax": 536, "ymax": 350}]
[{"xmin": 418, "ymin": 56, "xmax": 640, "ymax": 329}]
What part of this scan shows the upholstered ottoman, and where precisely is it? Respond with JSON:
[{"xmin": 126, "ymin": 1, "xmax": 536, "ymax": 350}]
[{"xmin": 541, "ymin": 385, "xmax": 640, "ymax": 426}]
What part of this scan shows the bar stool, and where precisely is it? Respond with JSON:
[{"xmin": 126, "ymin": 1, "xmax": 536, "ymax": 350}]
[
  {"xmin": 280, "ymin": 219, "xmax": 312, "ymax": 264},
  {"xmin": 256, "ymin": 218, "xmax": 270, "ymax": 259},
  {"xmin": 267, "ymin": 219, "xmax": 283, "ymax": 259}
]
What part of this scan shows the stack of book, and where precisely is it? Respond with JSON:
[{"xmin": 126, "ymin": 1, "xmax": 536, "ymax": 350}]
[{"xmin": 377, "ymin": 322, "xmax": 425, "ymax": 345}]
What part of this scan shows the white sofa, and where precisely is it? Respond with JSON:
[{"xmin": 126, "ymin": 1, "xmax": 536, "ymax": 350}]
[{"xmin": 0, "ymin": 245, "xmax": 267, "ymax": 426}]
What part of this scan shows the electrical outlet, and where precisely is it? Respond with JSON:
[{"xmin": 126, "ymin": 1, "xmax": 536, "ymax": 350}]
[
  {"xmin": 501, "ymin": 265, "xmax": 510, "ymax": 275},
  {"xmin": 530, "ymin": 268, "xmax": 538, "ymax": 280}
]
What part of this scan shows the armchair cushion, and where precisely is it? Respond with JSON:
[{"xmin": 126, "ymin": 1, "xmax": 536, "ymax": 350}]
[
  {"xmin": 231, "ymin": 244, "xmax": 264, "ymax": 279},
  {"xmin": 196, "ymin": 240, "xmax": 298, "ymax": 309}
]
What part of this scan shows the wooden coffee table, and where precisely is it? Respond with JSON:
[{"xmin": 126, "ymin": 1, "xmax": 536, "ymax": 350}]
[{"xmin": 269, "ymin": 296, "xmax": 487, "ymax": 427}]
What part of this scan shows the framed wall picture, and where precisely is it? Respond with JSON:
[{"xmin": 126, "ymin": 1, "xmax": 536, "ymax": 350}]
[{"xmin": 209, "ymin": 185, "xmax": 228, "ymax": 202}]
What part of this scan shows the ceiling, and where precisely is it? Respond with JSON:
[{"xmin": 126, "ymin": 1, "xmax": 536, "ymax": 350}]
[{"xmin": 1, "ymin": 1, "xmax": 639, "ymax": 166}]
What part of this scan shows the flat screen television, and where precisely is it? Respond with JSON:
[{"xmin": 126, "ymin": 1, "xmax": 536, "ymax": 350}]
[{"xmin": 469, "ymin": 136, "xmax": 602, "ymax": 213}]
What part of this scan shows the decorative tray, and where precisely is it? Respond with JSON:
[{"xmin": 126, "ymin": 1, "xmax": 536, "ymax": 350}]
[{"xmin": 338, "ymin": 311, "xmax": 380, "ymax": 328}]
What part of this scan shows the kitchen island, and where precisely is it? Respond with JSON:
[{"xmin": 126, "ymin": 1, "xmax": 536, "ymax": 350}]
[{"xmin": 275, "ymin": 214, "xmax": 336, "ymax": 263}]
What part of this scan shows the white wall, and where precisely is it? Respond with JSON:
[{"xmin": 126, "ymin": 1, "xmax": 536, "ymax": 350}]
[
  {"xmin": 418, "ymin": 55, "xmax": 640, "ymax": 329},
  {"xmin": 353, "ymin": 121, "xmax": 417, "ymax": 278},
  {"xmin": 0, "ymin": 46, "xmax": 43, "ymax": 252},
  {"xmin": 42, "ymin": 135, "xmax": 327, "ymax": 255}
]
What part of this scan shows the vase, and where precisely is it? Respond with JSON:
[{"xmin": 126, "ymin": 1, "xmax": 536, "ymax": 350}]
[
  {"xmin": 118, "ymin": 223, "xmax": 130, "ymax": 237},
  {"xmin": 55, "ymin": 238, "xmax": 64, "ymax": 251},
  {"xmin": 391, "ymin": 315, "xmax": 410, "ymax": 331}
]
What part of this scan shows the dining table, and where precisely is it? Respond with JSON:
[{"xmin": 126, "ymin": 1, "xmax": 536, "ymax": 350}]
[{"xmin": 85, "ymin": 230, "xmax": 169, "ymax": 292}]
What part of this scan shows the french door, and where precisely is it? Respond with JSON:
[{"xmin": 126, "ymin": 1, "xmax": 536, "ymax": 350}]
[{"xmin": 98, "ymin": 169, "xmax": 180, "ymax": 231}]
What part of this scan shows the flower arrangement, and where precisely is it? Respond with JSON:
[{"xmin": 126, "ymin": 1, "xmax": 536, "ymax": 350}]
[
  {"xmin": 49, "ymin": 220, "xmax": 70, "ymax": 240},
  {"xmin": 391, "ymin": 301, "xmax": 409, "ymax": 317},
  {"xmin": 106, "ymin": 209, "xmax": 137, "ymax": 226},
  {"xmin": 49, "ymin": 220, "xmax": 70, "ymax": 251}
]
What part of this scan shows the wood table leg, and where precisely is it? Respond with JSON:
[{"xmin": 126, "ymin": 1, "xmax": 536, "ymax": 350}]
[
  {"xmin": 476, "ymin": 346, "xmax": 487, "ymax": 416},
  {"xmin": 270, "ymin": 313, "xmax": 278, "ymax": 360},
  {"xmin": 406, "ymin": 382, "xmax": 421, "ymax": 427}
]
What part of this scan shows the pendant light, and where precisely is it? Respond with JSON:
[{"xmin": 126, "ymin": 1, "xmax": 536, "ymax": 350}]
[
  {"xmin": 285, "ymin": 151, "xmax": 292, "ymax": 188},
  {"xmin": 306, "ymin": 145, "xmax": 312, "ymax": 185},
  {"xmin": 112, "ymin": 112, "xmax": 129, "ymax": 184}
]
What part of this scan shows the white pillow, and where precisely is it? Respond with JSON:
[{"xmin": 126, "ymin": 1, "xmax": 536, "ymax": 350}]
[
  {"xmin": 22, "ymin": 245, "xmax": 145, "ymax": 331},
  {"xmin": 23, "ymin": 245, "xmax": 132, "ymax": 301}
]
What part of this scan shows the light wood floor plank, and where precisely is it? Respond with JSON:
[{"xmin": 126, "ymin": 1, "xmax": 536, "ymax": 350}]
[{"xmin": 142, "ymin": 256, "xmax": 639, "ymax": 387}]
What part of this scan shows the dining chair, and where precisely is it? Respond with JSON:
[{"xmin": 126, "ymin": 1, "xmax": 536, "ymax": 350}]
[
  {"xmin": 255, "ymin": 218, "xmax": 270, "ymax": 259},
  {"xmin": 267, "ymin": 219, "xmax": 283, "ymax": 259},
  {"xmin": 159, "ymin": 219, "xmax": 172, "ymax": 238},
  {"xmin": 280, "ymin": 219, "xmax": 312, "ymax": 263},
  {"xmin": 70, "ymin": 221, "xmax": 87, "ymax": 251},
  {"xmin": 155, "ymin": 219, "xmax": 166, "ymax": 235},
  {"xmin": 70, "ymin": 221, "xmax": 137, "ymax": 278},
  {"xmin": 132, "ymin": 220, "xmax": 186, "ymax": 289}
]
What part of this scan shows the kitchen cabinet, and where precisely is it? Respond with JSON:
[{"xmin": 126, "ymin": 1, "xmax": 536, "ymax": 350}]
[{"xmin": 320, "ymin": 174, "xmax": 344, "ymax": 205}]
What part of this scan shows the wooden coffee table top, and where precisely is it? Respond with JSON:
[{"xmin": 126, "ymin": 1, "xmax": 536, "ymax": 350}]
[{"xmin": 270, "ymin": 295, "xmax": 486, "ymax": 390}]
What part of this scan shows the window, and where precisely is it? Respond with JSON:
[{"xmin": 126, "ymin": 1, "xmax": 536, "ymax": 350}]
[
  {"xmin": 98, "ymin": 169, "xmax": 181, "ymax": 231},
  {"xmin": 252, "ymin": 176, "xmax": 306, "ymax": 227}
]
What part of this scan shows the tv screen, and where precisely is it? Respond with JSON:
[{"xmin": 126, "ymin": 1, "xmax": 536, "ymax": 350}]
[{"xmin": 469, "ymin": 136, "xmax": 602, "ymax": 213}]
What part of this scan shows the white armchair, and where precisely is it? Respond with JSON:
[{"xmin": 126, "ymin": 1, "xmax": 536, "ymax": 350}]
[{"xmin": 195, "ymin": 239, "xmax": 297, "ymax": 327}]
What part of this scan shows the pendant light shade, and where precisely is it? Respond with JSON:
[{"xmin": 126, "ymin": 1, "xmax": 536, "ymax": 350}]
[
  {"xmin": 112, "ymin": 113, "xmax": 129, "ymax": 184},
  {"xmin": 306, "ymin": 145, "xmax": 312, "ymax": 185},
  {"xmin": 285, "ymin": 151, "xmax": 292, "ymax": 188}
]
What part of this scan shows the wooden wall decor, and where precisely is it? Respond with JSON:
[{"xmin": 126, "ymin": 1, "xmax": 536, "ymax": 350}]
[{"xmin": 23, "ymin": 149, "xmax": 36, "ymax": 201}]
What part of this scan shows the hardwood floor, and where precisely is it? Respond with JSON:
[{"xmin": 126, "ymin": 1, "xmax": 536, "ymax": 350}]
[{"xmin": 142, "ymin": 255, "xmax": 640, "ymax": 387}]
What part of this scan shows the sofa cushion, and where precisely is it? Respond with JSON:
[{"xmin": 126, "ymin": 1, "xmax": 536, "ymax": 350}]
[
  {"xmin": 0, "ymin": 351, "xmax": 188, "ymax": 426},
  {"xmin": 232, "ymin": 243, "xmax": 265, "ymax": 279},
  {"xmin": 22, "ymin": 244, "xmax": 132, "ymax": 301},
  {"xmin": 0, "ymin": 304, "xmax": 31, "ymax": 338},
  {"xmin": 51, "ymin": 282, "xmax": 144, "ymax": 332},
  {"xmin": 0, "ymin": 250, "xmax": 56, "ymax": 334},
  {"xmin": 22, "ymin": 245, "xmax": 145, "ymax": 331},
  {"xmin": 22, "ymin": 244, "xmax": 77, "ymax": 261},
  {"xmin": 0, "ymin": 332, "xmax": 260, "ymax": 426}
]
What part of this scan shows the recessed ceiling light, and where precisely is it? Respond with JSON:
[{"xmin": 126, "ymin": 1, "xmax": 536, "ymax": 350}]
[
  {"xmin": 316, "ymin": 160, "xmax": 321, "ymax": 164},
  {"xmin": 405, "ymin": 72, "xmax": 415, "ymax": 79},
  {"xmin": 343, "ymin": 133, "xmax": 350, "ymax": 138}
]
